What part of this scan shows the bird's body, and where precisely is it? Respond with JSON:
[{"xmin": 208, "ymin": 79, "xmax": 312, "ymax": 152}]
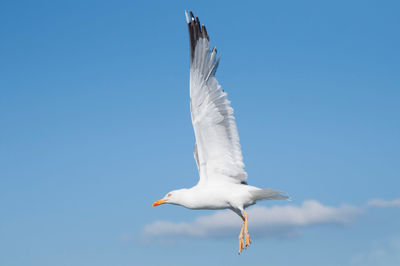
[
  {"xmin": 166, "ymin": 184, "xmax": 257, "ymax": 210},
  {"xmin": 153, "ymin": 11, "xmax": 289, "ymax": 254}
]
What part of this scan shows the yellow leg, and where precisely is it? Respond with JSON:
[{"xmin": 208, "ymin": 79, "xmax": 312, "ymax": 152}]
[
  {"xmin": 243, "ymin": 210, "xmax": 251, "ymax": 247},
  {"xmin": 238, "ymin": 219, "xmax": 245, "ymax": 254}
]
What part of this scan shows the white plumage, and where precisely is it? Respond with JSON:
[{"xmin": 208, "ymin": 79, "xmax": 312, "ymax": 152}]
[
  {"xmin": 153, "ymin": 11, "xmax": 289, "ymax": 254},
  {"xmin": 190, "ymin": 37, "xmax": 246, "ymax": 185}
]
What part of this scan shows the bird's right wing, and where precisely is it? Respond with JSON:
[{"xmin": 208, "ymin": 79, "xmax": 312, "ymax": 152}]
[{"xmin": 186, "ymin": 11, "xmax": 247, "ymax": 185}]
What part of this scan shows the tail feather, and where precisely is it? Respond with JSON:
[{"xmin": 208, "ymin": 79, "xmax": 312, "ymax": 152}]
[{"xmin": 250, "ymin": 188, "xmax": 290, "ymax": 201}]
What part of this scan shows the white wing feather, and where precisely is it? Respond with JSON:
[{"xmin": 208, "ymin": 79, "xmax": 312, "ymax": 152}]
[{"xmin": 187, "ymin": 12, "xmax": 247, "ymax": 185}]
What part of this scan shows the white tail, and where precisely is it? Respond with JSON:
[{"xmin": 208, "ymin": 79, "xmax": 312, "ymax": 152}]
[{"xmin": 250, "ymin": 188, "xmax": 290, "ymax": 201}]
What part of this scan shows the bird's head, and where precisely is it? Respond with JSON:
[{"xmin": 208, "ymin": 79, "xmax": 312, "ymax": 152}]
[{"xmin": 152, "ymin": 189, "xmax": 187, "ymax": 207}]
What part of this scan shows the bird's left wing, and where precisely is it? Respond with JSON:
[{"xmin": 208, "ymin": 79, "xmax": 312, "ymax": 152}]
[{"xmin": 186, "ymin": 11, "xmax": 247, "ymax": 185}]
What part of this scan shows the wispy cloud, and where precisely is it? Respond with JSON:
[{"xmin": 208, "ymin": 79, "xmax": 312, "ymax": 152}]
[
  {"xmin": 367, "ymin": 198, "xmax": 400, "ymax": 207},
  {"xmin": 143, "ymin": 200, "xmax": 362, "ymax": 240},
  {"xmin": 350, "ymin": 236, "xmax": 400, "ymax": 266}
]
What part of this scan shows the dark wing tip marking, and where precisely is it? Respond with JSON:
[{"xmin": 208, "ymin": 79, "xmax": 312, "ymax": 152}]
[
  {"xmin": 201, "ymin": 25, "xmax": 209, "ymax": 41},
  {"xmin": 187, "ymin": 11, "xmax": 213, "ymax": 63}
]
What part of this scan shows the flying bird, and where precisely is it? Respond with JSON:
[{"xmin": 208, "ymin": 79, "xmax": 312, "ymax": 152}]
[{"xmin": 153, "ymin": 11, "xmax": 289, "ymax": 254}]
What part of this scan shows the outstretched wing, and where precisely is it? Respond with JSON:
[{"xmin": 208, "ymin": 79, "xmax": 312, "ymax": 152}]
[{"xmin": 186, "ymin": 11, "xmax": 247, "ymax": 185}]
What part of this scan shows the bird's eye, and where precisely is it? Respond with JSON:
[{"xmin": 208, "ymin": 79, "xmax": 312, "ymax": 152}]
[{"xmin": 167, "ymin": 193, "xmax": 172, "ymax": 197}]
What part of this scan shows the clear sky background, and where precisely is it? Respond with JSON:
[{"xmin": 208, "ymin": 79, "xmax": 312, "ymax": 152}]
[{"xmin": 1, "ymin": 0, "xmax": 399, "ymax": 265}]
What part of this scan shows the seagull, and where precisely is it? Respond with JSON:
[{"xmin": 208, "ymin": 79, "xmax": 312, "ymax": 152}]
[{"xmin": 153, "ymin": 11, "xmax": 289, "ymax": 254}]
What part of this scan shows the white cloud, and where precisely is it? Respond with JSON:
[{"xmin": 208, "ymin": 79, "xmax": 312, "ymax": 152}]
[
  {"xmin": 367, "ymin": 198, "xmax": 400, "ymax": 207},
  {"xmin": 142, "ymin": 200, "xmax": 362, "ymax": 240}
]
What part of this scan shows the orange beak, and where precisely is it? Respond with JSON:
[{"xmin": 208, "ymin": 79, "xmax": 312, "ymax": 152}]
[{"xmin": 152, "ymin": 199, "xmax": 167, "ymax": 207}]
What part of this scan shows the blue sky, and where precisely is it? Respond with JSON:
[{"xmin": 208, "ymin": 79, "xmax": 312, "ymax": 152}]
[{"xmin": 1, "ymin": 0, "xmax": 399, "ymax": 265}]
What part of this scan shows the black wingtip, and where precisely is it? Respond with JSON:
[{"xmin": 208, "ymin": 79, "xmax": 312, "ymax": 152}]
[
  {"xmin": 187, "ymin": 11, "xmax": 214, "ymax": 63},
  {"xmin": 202, "ymin": 25, "xmax": 209, "ymax": 41}
]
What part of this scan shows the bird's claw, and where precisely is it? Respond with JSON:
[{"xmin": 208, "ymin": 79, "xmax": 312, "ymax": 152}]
[
  {"xmin": 238, "ymin": 236, "xmax": 244, "ymax": 254},
  {"xmin": 245, "ymin": 233, "xmax": 251, "ymax": 247}
]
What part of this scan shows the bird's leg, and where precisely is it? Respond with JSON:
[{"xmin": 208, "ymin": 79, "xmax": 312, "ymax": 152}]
[
  {"xmin": 238, "ymin": 217, "xmax": 245, "ymax": 254},
  {"xmin": 243, "ymin": 210, "xmax": 251, "ymax": 247}
]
